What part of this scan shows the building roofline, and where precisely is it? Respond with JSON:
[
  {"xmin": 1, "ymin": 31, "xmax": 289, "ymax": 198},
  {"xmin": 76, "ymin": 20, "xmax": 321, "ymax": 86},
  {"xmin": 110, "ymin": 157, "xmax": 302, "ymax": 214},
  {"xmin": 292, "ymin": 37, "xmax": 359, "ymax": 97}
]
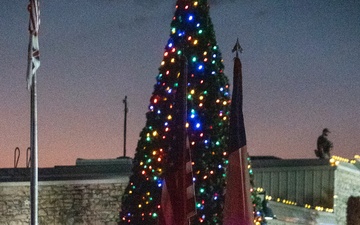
[
  {"xmin": 0, "ymin": 158, "xmax": 133, "ymax": 182},
  {"xmin": 251, "ymin": 157, "xmax": 331, "ymax": 168}
]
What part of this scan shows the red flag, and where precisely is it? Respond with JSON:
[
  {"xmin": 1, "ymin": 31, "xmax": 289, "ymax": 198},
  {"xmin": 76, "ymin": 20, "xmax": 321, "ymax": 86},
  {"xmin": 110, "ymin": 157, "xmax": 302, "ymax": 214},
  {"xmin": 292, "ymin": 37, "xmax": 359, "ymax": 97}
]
[
  {"xmin": 160, "ymin": 179, "xmax": 175, "ymax": 225},
  {"xmin": 160, "ymin": 56, "xmax": 196, "ymax": 225},
  {"xmin": 223, "ymin": 40, "xmax": 253, "ymax": 225}
]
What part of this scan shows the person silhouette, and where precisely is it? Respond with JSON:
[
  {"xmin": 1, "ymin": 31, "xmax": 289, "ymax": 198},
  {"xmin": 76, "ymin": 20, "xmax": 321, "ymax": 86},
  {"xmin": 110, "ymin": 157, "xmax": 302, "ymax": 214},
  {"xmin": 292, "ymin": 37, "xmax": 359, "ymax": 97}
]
[{"xmin": 315, "ymin": 128, "xmax": 333, "ymax": 159}]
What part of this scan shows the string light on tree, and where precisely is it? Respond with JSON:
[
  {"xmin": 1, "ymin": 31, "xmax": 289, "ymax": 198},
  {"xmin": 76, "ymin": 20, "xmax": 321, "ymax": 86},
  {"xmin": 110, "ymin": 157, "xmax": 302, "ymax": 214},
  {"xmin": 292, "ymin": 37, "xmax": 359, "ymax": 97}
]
[{"xmin": 119, "ymin": 0, "xmax": 231, "ymax": 224}]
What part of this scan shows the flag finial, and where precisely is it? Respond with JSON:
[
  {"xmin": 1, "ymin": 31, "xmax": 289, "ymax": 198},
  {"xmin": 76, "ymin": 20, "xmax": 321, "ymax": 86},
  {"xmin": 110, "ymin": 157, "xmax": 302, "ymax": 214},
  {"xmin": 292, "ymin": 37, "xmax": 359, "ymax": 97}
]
[{"xmin": 232, "ymin": 38, "xmax": 243, "ymax": 58}]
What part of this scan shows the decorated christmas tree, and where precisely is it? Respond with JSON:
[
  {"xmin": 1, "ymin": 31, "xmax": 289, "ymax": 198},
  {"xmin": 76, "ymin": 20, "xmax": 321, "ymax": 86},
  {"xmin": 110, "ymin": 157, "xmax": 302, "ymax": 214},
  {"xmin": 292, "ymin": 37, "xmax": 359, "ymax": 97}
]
[{"xmin": 119, "ymin": 0, "xmax": 231, "ymax": 224}]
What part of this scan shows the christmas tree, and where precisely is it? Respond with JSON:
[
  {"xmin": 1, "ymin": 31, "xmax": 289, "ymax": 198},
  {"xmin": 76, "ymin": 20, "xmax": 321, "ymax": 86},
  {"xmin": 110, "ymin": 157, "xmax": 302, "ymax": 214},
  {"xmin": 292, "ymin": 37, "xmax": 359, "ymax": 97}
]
[{"xmin": 119, "ymin": 0, "xmax": 231, "ymax": 224}]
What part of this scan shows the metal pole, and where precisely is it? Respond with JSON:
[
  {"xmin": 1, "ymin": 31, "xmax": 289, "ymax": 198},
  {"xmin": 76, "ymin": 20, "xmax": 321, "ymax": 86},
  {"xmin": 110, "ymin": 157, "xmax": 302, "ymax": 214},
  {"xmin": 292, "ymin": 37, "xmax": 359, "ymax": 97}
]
[
  {"xmin": 30, "ymin": 73, "xmax": 38, "ymax": 225},
  {"xmin": 27, "ymin": 1, "xmax": 40, "ymax": 223},
  {"xmin": 180, "ymin": 55, "xmax": 188, "ymax": 225},
  {"xmin": 123, "ymin": 96, "xmax": 128, "ymax": 157}
]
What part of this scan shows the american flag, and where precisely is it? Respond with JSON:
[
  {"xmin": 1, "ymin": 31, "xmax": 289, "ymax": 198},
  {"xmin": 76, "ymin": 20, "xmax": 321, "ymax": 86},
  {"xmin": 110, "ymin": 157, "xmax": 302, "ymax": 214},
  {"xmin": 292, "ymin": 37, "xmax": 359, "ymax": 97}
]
[
  {"xmin": 185, "ymin": 137, "xmax": 196, "ymax": 220},
  {"xmin": 160, "ymin": 56, "xmax": 196, "ymax": 225},
  {"xmin": 27, "ymin": 0, "xmax": 40, "ymax": 90},
  {"xmin": 160, "ymin": 136, "xmax": 196, "ymax": 225}
]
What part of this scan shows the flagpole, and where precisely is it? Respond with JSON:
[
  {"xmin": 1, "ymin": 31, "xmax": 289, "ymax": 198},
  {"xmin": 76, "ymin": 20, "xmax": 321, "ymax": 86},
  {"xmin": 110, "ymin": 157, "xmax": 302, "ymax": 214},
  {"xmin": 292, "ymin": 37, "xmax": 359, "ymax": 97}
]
[
  {"xmin": 27, "ymin": 20, "xmax": 39, "ymax": 225},
  {"xmin": 123, "ymin": 96, "xmax": 128, "ymax": 157},
  {"xmin": 27, "ymin": 1, "xmax": 40, "ymax": 224},
  {"xmin": 179, "ymin": 55, "xmax": 188, "ymax": 225},
  {"xmin": 30, "ymin": 72, "xmax": 38, "ymax": 225}
]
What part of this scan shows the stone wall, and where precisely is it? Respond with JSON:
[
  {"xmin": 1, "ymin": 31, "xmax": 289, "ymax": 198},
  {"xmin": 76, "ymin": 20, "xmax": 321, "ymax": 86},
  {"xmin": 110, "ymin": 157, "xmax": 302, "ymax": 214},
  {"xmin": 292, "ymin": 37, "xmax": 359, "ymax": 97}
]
[
  {"xmin": 334, "ymin": 163, "xmax": 360, "ymax": 225},
  {"xmin": 0, "ymin": 179, "xmax": 128, "ymax": 225}
]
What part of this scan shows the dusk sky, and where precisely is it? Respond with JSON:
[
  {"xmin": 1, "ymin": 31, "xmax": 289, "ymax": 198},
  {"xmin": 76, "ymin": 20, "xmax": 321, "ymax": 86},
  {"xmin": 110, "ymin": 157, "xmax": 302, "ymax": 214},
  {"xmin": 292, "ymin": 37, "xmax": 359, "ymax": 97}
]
[{"xmin": 1, "ymin": 0, "xmax": 359, "ymax": 168}]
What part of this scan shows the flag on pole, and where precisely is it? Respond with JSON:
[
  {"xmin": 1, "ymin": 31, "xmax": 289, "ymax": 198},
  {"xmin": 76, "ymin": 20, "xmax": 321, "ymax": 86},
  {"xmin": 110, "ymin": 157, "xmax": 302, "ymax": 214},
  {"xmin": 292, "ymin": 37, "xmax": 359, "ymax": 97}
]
[
  {"xmin": 27, "ymin": 0, "xmax": 40, "ymax": 90},
  {"xmin": 160, "ymin": 56, "xmax": 196, "ymax": 225},
  {"xmin": 185, "ymin": 137, "xmax": 196, "ymax": 220},
  {"xmin": 160, "ymin": 137, "xmax": 196, "ymax": 225},
  {"xmin": 27, "ymin": 2, "xmax": 41, "ymax": 225},
  {"xmin": 160, "ymin": 178, "xmax": 175, "ymax": 225},
  {"xmin": 229, "ymin": 39, "xmax": 246, "ymax": 153},
  {"xmin": 223, "ymin": 40, "xmax": 253, "ymax": 225}
]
